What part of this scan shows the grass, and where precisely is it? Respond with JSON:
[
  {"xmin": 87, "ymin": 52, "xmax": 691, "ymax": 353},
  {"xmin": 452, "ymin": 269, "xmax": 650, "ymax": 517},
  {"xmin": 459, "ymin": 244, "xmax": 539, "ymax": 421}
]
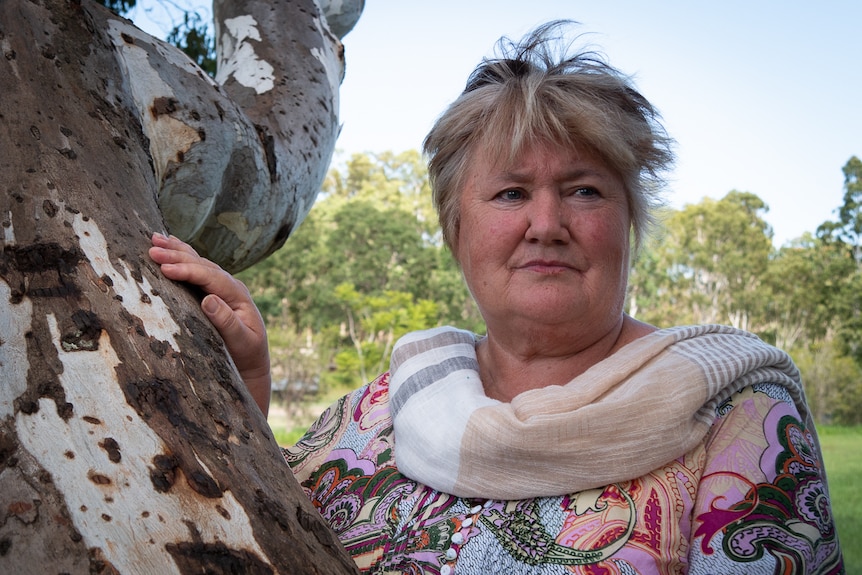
[
  {"xmin": 818, "ymin": 425, "xmax": 861, "ymax": 572},
  {"xmin": 270, "ymin": 406, "xmax": 860, "ymax": 570}
]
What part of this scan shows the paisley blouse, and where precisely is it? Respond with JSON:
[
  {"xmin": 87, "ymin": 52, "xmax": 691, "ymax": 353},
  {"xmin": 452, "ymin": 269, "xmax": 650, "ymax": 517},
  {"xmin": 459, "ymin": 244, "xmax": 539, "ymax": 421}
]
[{"xmin": 284, "ymin": 374, "xmax": 843, "ymax": 574}]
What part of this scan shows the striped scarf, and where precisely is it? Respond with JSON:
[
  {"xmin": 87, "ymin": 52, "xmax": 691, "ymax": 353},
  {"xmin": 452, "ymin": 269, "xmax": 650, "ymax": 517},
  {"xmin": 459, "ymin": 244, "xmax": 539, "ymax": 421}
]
[{"xmin": 389, "ymin": 324, "xmax": 809, "ymax": 500}]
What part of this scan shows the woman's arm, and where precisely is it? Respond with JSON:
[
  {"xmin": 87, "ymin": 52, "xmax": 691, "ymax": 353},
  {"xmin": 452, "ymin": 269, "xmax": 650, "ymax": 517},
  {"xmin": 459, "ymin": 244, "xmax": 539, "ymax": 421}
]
[
  {"xmin": 689, "ymin": 385, "xmax": 843, "ymax": 573},
  {"xmin": 148, "ymin": 233, "xmax": 272, "ymax": 416}
]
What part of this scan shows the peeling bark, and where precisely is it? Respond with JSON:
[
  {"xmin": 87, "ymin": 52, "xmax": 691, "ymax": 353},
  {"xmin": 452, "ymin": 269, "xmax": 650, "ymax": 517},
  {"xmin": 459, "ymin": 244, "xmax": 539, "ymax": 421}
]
[
  {"xmin": 0, "ymin": 0, "xmax": 359, "ymax": 572},
  {"xmin": 103, "ymin": 0, "xmax": 360, "ymax": 273}
]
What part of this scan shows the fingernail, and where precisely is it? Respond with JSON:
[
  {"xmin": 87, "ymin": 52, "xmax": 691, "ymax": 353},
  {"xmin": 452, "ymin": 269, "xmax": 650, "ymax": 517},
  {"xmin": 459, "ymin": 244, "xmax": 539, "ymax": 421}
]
[{"xmin": 202, "ymin": 295, "xmax": 219, "ymax": 315}]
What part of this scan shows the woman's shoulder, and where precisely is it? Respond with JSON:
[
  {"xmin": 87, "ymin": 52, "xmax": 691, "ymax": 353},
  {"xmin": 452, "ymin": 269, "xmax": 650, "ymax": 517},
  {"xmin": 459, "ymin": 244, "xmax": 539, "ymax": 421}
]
[{"xmin": 283, "ymin": 372, "xmax": 395, "ymax": 478}]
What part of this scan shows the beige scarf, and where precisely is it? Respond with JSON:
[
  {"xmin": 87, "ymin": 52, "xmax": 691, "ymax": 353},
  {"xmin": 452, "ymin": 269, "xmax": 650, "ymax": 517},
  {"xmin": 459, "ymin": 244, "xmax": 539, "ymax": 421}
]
[{"xmin": 389, "ymin": 324, "xmax": 809, "ymax": 500}]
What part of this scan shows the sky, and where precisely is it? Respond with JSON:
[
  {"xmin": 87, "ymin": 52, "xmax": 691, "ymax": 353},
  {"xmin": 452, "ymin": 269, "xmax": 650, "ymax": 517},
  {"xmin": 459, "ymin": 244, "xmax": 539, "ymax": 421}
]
[{"xmin": 130, "ymin": 1, "xmax": 860, "ymax": 247}]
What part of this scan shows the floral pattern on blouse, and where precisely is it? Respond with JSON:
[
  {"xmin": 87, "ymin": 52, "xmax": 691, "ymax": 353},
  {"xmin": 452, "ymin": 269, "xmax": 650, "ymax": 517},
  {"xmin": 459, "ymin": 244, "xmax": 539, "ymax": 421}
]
[{"xmin": 284, "ymin": 375, "xmax": 843, "ymax": 574}]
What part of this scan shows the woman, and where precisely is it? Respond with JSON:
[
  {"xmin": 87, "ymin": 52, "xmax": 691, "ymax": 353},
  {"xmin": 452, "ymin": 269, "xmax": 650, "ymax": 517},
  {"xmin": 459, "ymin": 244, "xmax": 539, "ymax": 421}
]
[{"xmin": 150, "ymin": 21, "xmax": 843, "ymax": 575}]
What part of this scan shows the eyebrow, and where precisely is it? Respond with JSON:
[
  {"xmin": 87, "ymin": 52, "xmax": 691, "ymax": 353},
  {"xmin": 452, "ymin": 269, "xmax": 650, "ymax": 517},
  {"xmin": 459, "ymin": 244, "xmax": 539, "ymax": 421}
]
[{"xmin": 498, "ymin": 167, "xmax": 609, "ymax": 183}]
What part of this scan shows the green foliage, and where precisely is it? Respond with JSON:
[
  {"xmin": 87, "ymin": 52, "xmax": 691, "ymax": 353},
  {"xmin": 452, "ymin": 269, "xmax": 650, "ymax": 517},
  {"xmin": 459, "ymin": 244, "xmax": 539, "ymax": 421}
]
[
  {"xmin": 326, "ymin": 283, "xmax": 439, "ymax": 389},
  {"xmin": 102, "ymin": 0, "xmax": 216, "ymax": 76},
  {"xmin": 792, "ymin": 339, "xmax": 862, "ymax": 425},
  {"xmin": 239, "ymin": 151, "xmax": 478, "ymax": 401},
  {"xmin": 632, "ymin": 191, "xmax": 773, "ymax": 330},
  {"xmin": 165, "ymin": 11, "xmax": 216, "ymax": 76},
  {"xmin": 100, "ymin": 0, "xmax": 137, "ymax": 13},
  {"xmin": 628, "ymin": 170, "xmax": 862, "ymax": 424},
  {"xmin": 816, "ymin": 156, "xmax": 862, "ymax": 365}
]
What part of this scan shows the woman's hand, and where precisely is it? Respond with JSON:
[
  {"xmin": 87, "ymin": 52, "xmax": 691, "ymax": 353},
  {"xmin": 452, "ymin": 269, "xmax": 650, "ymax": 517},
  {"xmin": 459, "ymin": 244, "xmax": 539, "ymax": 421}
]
[{"xmin": 148, "ymin": 233, "xmax": 271, "ymax": 416}]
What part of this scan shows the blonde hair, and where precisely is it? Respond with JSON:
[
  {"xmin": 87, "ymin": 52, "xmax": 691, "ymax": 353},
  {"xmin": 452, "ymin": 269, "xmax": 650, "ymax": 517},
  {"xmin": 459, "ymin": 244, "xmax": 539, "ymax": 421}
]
[{"xmin": 423, "ymin": 20, "xmax": 674, "ymax": 254}]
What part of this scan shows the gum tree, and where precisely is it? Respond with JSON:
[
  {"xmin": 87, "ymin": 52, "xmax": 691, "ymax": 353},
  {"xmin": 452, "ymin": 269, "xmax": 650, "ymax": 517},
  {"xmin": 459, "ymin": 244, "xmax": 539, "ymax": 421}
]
[{"xmin": 0, "ymin": 0, "xmax": 362, "ymax": 572}]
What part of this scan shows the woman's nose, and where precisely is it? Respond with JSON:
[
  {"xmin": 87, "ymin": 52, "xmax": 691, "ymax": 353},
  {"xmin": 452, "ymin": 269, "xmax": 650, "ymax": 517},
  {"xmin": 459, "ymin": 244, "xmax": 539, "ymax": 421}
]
[{"xmin": 525, "ymin": 194, "xmax": 569, "ymax": 244}]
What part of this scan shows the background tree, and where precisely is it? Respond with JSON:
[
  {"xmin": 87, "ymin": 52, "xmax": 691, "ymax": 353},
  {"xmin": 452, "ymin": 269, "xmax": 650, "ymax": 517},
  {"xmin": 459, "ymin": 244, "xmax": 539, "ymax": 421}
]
[
  {"xmin": 0, "ymin": 0, "xmax": 362, "ymax": 571},
  {"xmin": 817, "ymin": 156, "xmax": 862, "ymax": 365},
  {"xmin": 632, "ymin": 191, "xmax": 773, "ymax": 330},
  {"xmin": 238, "ymin": 151, "xmax": 482, "ymax": 401}
]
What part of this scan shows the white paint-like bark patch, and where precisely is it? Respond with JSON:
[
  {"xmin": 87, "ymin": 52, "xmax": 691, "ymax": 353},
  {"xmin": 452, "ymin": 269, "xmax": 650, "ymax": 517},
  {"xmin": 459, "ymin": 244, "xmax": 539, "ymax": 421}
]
[
  {"xmin": 0, "ymin": 279, "xmax": 32, "ymax": 419},
  {"xmin": 72, "ymin": 214, "xmax": 180, "ymax": 349},
  {"xmin": 1, "ymin": 37, "xmax": 20, "ymax": 80},
  {"xmin": 106, "ymin": 19, "xmax": 217, "ymax": 85},
  {"xmin": 14, "ymin": 316, "xmax": 272, "ymax": 573},
  {"xmin": 3, "ymin": 211, "xmax": 14, "ymax": 244},
  {"xmin": 214, "ymin": 211, "xmax": 264, "ymax": 262},
  {"xmin": 215, "ymin": 16, "xmax": 275, "ymax": 95},
  {"xmin": 106, "ymin": 19, "xmax": 207, "ymax": 200},
  {"xmin": 310, "ymin": 16, "xmax": 342, "ymax": 116}
]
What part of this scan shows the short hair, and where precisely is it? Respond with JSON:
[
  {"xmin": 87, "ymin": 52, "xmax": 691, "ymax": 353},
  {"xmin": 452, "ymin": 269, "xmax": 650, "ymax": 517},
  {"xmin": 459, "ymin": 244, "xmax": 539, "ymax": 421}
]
[{"xmin": 423, "ymin": 20, "xmax": 675, "ymax": 254}]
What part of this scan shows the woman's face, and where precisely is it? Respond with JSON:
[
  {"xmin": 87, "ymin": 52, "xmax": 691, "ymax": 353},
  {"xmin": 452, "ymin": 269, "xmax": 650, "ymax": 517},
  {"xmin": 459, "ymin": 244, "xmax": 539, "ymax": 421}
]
[{"xmin": 455, "ymin": 142, "xmax": 632, "ymax": 339}]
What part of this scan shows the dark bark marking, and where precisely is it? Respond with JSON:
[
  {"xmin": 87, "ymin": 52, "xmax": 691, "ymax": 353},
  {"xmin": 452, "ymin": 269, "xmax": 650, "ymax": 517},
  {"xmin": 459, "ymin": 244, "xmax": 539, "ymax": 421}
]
[
  {"xmin": 166, "ymin": 541, "xmax": 274, "ymax": 575},
  {"xmin": 88, "ymin": 472, "xmax": 111, "ymax": 486},
  {"xmin": 82, "ymin": 416, "xmax": 101, "ymax": 425},
  {"xmin": 148, "ymin": 339, "xmax": 168, "ymax": 358},
  {"xmin": 186, "ymin": 469, "xmax": 222, "ymax": 499},
  {"xmin": 14, "ymin": 373, "xmax": 73, "ymax": 420},
  {"xmin": 124, "ymin": 377, "xmax": 192, "ymax": 427},
  {"xmin": 42, "ymin": 199, "xmax": 58, "ymax": 217},
  {"xmin": 6, "ymin": 242, "xmax": 82, "ymax": 274},
  {"xmin": 151, "ymin": 97, "xmax": 178, "ymax": 119},
  {"xmin": 98, "ymin": 437, "xmax": 121, "ymax": 463},
  {"xmin": 7, "ymin": 501, "xmax": 35, "ymax": 520},
  {"xmin": 0, "ymin": 433, "xmax": 18, "ymax": 470},
  {"xmin": 17, "ymin": 399, "xmax": 38, "ymax": 415},
  {"xmin": 58, "ymin": 147, "xmax": 77, "ymax": 160},
  {"xmin": 254, "ymin": 123, "xmax": 277, "ymax": 183},
  {"xmin": 1, "ymin": 242, "xmax": 83, "ymax": 300},
  {"xmin": 88, "ymin": 547, "xmax": 121, "ymax": 574},
  {"xmin": 0, "ymin": 538, "xmax": 10, "ymax": 556},
  {"xmin": 150, "ymin": 453, "xmax": 179, "ymax": 493},
  {"xmin": 60, "ymin": 309, "xmax": 102, "ymax": 352}
]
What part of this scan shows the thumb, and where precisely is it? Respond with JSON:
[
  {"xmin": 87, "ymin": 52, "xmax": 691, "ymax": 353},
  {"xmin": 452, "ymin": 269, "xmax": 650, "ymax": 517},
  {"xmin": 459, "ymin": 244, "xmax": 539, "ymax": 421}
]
[{"xmin": 201, "ymin": 294, "xmax": 242, "ymax": 340}]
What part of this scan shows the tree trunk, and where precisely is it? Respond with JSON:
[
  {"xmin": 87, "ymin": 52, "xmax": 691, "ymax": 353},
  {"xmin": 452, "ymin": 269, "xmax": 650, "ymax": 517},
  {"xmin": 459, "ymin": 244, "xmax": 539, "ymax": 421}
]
[{"xmin": 0, "ymin": 0, "xmax": 358, "ymax": 572}]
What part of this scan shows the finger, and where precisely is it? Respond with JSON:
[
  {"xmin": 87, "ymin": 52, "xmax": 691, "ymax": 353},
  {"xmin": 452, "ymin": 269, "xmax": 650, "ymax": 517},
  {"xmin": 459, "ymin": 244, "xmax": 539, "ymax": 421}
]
[
  {"xmin": 201, "ymin": 294, "xmax": 264, "ymax": 354},
  {"xmin": 201, "ymin": 294, "xmax": 242, "ymax": 338},
  {"xmin": 149, "ymin": 246, "xmax": 219, "ymax": 272},
  {"xmin": 150, "ymin": 249, "xmax": 244, "ymax": 306},
  {"xmin": 150, "ymin": 232, "xmax": 199, "ymax": 256}
]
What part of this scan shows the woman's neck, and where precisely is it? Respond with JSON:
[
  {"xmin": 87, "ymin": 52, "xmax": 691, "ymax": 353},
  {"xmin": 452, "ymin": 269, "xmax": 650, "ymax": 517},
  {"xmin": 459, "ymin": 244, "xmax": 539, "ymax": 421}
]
[{"xmin": 477, "ymin": 314, "xmax": 656, "ymax": 402}]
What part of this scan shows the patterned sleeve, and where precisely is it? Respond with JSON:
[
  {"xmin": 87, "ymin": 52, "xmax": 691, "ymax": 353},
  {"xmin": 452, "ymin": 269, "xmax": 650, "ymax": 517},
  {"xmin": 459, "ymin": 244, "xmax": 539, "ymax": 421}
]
[
  {"xmin": 281, "ymin": 391, "xmax": 355, "ymax": 483},
  {"xmin": 688, "ymin": 383, "xmax": 844, "ymax": 574}
]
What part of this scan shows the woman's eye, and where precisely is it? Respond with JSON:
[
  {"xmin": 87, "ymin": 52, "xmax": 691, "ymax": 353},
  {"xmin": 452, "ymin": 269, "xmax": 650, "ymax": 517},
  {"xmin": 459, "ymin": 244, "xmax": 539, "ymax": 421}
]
[
  {"xmin": 573, "ymin": 186, "xmax": 599, "ymax": 198},
  {"xmin": 497, "ymin": 189, "xmax": 523, "ymax": 201}
]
